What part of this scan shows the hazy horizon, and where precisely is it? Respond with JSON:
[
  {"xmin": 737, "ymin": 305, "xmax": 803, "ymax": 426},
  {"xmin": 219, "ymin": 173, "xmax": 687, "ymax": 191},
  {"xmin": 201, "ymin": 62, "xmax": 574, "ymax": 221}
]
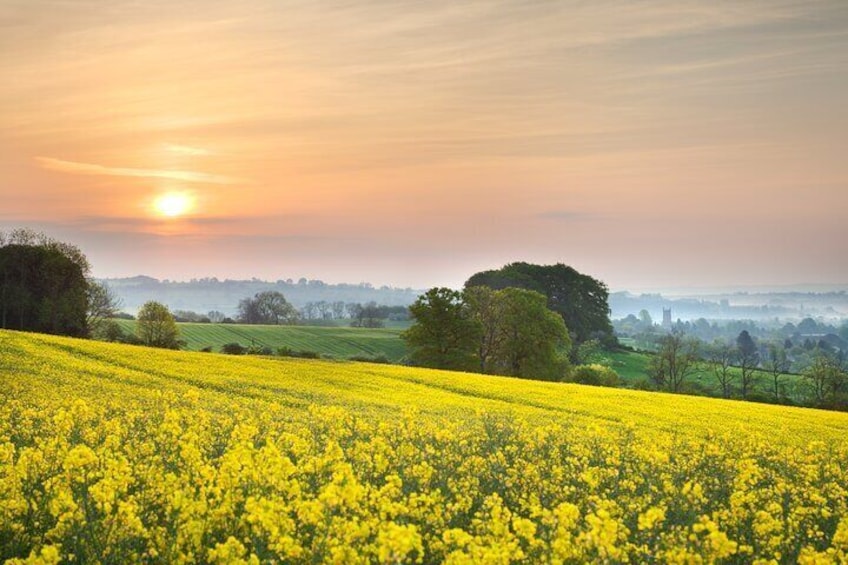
[{"xmin": 3, "ymin": 1, "xmax": 847, "ymax": 290}]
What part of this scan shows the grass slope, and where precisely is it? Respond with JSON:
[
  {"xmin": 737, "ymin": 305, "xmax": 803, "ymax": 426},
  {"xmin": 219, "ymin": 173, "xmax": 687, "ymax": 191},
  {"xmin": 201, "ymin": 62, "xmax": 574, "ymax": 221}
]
[{"xmin": 115, "ymin": 320, "xmax": 408, "ymax": 360}]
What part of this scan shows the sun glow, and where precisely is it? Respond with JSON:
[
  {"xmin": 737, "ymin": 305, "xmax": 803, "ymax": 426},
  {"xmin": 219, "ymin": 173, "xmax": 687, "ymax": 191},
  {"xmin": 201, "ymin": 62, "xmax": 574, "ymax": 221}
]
[{"xmin": 154, "ymin": 192, "xmax": 194, "ymax": 218}]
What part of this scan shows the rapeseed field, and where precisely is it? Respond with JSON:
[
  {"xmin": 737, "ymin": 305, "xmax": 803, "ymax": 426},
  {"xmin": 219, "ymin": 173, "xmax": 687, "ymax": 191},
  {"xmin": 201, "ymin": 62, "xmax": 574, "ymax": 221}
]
[{"xmin": 1, "ymin": 329, "xmax": 847, "ymax": 563}]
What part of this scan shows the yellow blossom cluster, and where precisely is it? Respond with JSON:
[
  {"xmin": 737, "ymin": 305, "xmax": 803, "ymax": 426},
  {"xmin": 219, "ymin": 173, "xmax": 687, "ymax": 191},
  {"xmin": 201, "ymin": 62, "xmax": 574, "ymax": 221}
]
[{"xmin": 2, "ymin": 330, "xmax": 848, "ymax": 563}]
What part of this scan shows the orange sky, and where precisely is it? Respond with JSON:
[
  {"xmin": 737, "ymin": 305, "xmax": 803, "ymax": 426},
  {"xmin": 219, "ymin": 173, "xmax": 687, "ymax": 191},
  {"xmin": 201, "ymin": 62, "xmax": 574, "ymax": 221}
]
[{"xmin": 2, "ymin": 1, "xmax": 847, "ymax": 289}]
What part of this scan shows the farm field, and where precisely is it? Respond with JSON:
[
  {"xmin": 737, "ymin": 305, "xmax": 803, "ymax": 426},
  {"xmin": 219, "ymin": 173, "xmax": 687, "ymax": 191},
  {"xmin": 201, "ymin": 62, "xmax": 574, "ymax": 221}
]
[
  {"xmin": 2, "ymin": 329, "xmax": 847, "ymax": 563},
  {"xmin": 114, "ymin": 320, "xmax": 408, "ymax": 361}
]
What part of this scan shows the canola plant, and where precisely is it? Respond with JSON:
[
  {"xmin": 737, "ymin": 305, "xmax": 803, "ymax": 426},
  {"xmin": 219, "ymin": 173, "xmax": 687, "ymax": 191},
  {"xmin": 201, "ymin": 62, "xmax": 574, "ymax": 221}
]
[{"xmin": 1, "ymin": 330, "xmax": 847, "ymax": 564}]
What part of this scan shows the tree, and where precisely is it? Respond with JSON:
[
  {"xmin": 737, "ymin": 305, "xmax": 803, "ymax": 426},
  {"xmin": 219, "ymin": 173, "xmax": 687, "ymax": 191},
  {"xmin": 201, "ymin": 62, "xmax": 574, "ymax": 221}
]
[
  {"xmin": 86, "ymin": 280, "xmax": 123, "ymax": 337},
  {"xmin": 736, "ymin": 330, "xmax": 760, "ymax": 399},
  {"xmin": 763, "ymin": 343, "xmax": 790, "ymax": 401},
  {"xmin": 402, "ymin": 288, "xmax": 480, "ymax": 371},
  {"xmin": 350, "ymin": 301, "xmax": 387, "ymax": 328},
  {"xmin": 403, "ymin": 286, "xmax": 572, "ymax": 380},
  {"xmin": 803, "ymin": 351, "xmax": 847, "ymax": 407},
  {"xmin": 638, "ymin": 309, "xmax": 653, "ymax": 328},
  {"xmin": 136, "ymin": 301, "xmax": 181, "ymax": 349},
  {"xmin": 485, "ymin": 287, "xmax": 570, "ymax": 380},
  {"xmin": 464, "ymin": 285, "xmax": 504, "ymax": 374},
  {"xmin": 706, "ymin": 340, "xmax": 736, "ymax": 398},
  {"xmin": 465, "ymin": 262, "xmax": 612, "ymax": 344},
  {"xmin": 648, "ymin": 334, "xmax": 700, "ymax": 393},
  {"xmin": 0, "ymin": 243, "xmax": 88, "ymax": 337},
  {"xmin": 237, "ymin": 291, "xmax": 299, "ymax": 325}
]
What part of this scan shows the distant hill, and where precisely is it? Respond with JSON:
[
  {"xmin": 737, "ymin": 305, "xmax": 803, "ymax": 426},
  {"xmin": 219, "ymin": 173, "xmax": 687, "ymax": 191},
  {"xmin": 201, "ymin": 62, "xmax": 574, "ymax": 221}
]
[{"xmin": 102, "ymin": 276, "xmax": 423, "ymax": 315}]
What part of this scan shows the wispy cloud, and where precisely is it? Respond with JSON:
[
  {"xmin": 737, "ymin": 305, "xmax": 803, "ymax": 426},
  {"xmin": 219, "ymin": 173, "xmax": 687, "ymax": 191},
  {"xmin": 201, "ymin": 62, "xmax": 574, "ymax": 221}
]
[
  {"xmin": 36, "ymin": 157, "xmax": 237, "ymax": 184},
  {"xmin": 162, "ymin": 143, "xmax": 213, "ymax": 156}
]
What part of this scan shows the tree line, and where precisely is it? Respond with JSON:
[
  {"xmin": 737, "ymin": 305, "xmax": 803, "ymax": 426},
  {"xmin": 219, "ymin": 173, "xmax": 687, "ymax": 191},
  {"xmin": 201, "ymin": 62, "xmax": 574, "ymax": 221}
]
[
  {"xmin": 164, "ymin": 292, "xmax": 409, "ymax": 328},
  {"xmin": 648, "ymin": 330, "xmax": 848, "ymax": 410}
]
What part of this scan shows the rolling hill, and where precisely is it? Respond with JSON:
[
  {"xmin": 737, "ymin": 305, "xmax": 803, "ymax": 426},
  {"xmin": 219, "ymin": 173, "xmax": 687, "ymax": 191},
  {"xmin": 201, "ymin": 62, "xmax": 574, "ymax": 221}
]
[
  {"xmin": 115, "ymin": 320, "xmax": 409, "ymax": 360},
  {"xmin": 2, "ymin": 330, "xmax": 846, "ymax": 563}
]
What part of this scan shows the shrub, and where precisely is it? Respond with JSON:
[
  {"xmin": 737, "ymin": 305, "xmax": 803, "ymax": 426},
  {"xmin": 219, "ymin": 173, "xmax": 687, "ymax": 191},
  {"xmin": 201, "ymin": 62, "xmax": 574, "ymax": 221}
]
[
  {"xmin": 569, "ymin": 364, "xmax": 620, "ymax": 387},
  {"xmin": 221, "ymin": 342, "xmax": 246, "ymax": 355},
  {"xmin": 277, "ymin": 347, "xmax": 321, "ymax": 359},
  {"xmin": 348, "ymin": 355, "xmax": 390, "ymax": 364},
  {"xmin": 246, "ymin": 345, "xmax": 274, "ymax": 356}
]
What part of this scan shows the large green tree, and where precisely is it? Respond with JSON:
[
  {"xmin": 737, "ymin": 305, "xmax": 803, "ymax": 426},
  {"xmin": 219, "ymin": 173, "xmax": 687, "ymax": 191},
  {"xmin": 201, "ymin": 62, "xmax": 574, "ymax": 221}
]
[
  {"xmin": 0, "ymin": 244, "xmax": 88, "ymax": 337},
  {"xmin": 403, "ymin": 286, "xmax": 571, "ymax": 380},
  {"xmin": 402, "ymin": 288, "xmax": 479, "ymax": 371},
  {"xmin": 136, "ymin": 301, "xmax": 181, "ymax": 349},
  {"xmin": 465, "ymin": 262, "xmax": 612, "ymax": 344},
  {"xmin": 0, "ymin": 229, "xmax": 100, "ymax": 338},
  {"xmin": 483, "ymin": 287, "xmax": 570, "ymax": 380}
]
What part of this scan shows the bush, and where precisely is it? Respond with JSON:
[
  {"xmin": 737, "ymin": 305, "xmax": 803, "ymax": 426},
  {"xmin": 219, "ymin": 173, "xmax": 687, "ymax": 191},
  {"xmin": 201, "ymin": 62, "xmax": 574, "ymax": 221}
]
[
  {"xmin": 631, "ymin": 378, "xmax": 655, "ymax": 391},
  {"xmin": 246, "ymin": 345, "xmax": 273, "ymax": 356},
  {"xmin": 221, "ymin": 342, "xmax": 246, "ymax": 355},
  {"xmin": 680, "ymin": 380, "xmax": 713, "ymax": 397},
  {"xmin": 348, "ymin": 355, "xmax": 390, "ymax": 364},
  {"xmin": 569, "ymin": 364, "xmax": 620, "ymax": 387},
  {"xmin": 277, "ymin": 347, "xmax": 321, "ymax": 359}
]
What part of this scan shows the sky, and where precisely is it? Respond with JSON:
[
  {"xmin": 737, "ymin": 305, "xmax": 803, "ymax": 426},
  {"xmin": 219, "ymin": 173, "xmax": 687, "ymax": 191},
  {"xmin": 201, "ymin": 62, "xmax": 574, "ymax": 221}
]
[{"xmin": 2, "ymin": 0, "xmax": 847, "ymax": 291}]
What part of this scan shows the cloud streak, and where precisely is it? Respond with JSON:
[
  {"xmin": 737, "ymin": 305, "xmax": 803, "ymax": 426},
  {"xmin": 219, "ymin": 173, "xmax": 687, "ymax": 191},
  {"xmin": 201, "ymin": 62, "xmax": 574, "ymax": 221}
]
[{"xmin": 36, "ymin": 157, "xmax": 238, "ymax": 184}]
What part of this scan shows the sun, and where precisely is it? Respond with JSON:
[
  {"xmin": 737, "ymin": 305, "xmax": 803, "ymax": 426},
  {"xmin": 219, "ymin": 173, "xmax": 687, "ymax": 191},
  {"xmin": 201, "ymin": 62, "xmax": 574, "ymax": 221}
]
[{"xmin": 154, "ymin": 192, "xmax": 194, "ymax": 218}]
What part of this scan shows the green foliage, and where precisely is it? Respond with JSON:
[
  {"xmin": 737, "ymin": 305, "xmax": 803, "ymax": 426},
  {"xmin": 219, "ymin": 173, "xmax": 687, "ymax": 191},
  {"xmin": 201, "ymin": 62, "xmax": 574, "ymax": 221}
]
[
  {"xmin": 402, "ymin": 288, "xmax": 480, "ymax": 371},
  {"xmin": 0, "ymin": 243, "xmax": 88, "ymax": 337},
  {"xmin": 221, "ymin": 342, "xmax": 247, "ymax": 355},
  {"xmin": 276, "ymin": 346, "xmax": 320, "ymax": 359},
  {"xmin": 648, "ymin": 334, "xmax": 700, "ymax": 393},
  {"xmin": 570, "ymin": 364, "xmax": 620, "ymax": 387},
  {"xmin": 136, "ymin": 301, "xmax": 181, "ymax": 349},
  {"xmin": 237, "ymin": 290, "xmax": 299, "ymax": 325},
  {"xmin": 465, "ymin": 262, "xmax": 612, "ymax": 344},
  {"xmin": 803, "ymin": 351, "xmax": 848, "ymax": 407},
  {"xmin": 404, "ymin": 286, "xmax": 570, "ymax": 380},
  {"xmin": 736, "ymin": 330, "xmax": 760, "ymax": 399},
  {"xmin": 575, "ymin": 338, "xmax": 611, "ymax": 366},
  {"xmin": 348, "ymin": 354, "xmax": 390, "ymax": 364},
  {"xmin": 483, "ymin": 287, "xmax": 570, "ymax": 380}
]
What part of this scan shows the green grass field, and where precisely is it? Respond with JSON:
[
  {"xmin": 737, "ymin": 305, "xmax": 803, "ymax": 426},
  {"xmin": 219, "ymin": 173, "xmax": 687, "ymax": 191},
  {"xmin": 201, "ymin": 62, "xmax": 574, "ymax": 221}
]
[{"xmin": 115, "ymin": 320, "xmax": 409, "ymax": 361}]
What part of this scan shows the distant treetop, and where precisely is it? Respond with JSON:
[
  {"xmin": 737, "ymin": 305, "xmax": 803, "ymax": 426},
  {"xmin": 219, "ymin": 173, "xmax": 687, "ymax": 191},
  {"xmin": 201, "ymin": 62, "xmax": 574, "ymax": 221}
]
[{"xmin": 465, "ymin": 262, "xmax": 613, "ymax": 344}]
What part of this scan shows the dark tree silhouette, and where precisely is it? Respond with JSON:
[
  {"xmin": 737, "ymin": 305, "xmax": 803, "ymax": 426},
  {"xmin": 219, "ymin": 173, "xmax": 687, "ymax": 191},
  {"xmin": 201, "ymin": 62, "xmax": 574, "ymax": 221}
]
[{"xmin": 0, "ymin": 244, "xmax": 88, "ymax": 337}]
